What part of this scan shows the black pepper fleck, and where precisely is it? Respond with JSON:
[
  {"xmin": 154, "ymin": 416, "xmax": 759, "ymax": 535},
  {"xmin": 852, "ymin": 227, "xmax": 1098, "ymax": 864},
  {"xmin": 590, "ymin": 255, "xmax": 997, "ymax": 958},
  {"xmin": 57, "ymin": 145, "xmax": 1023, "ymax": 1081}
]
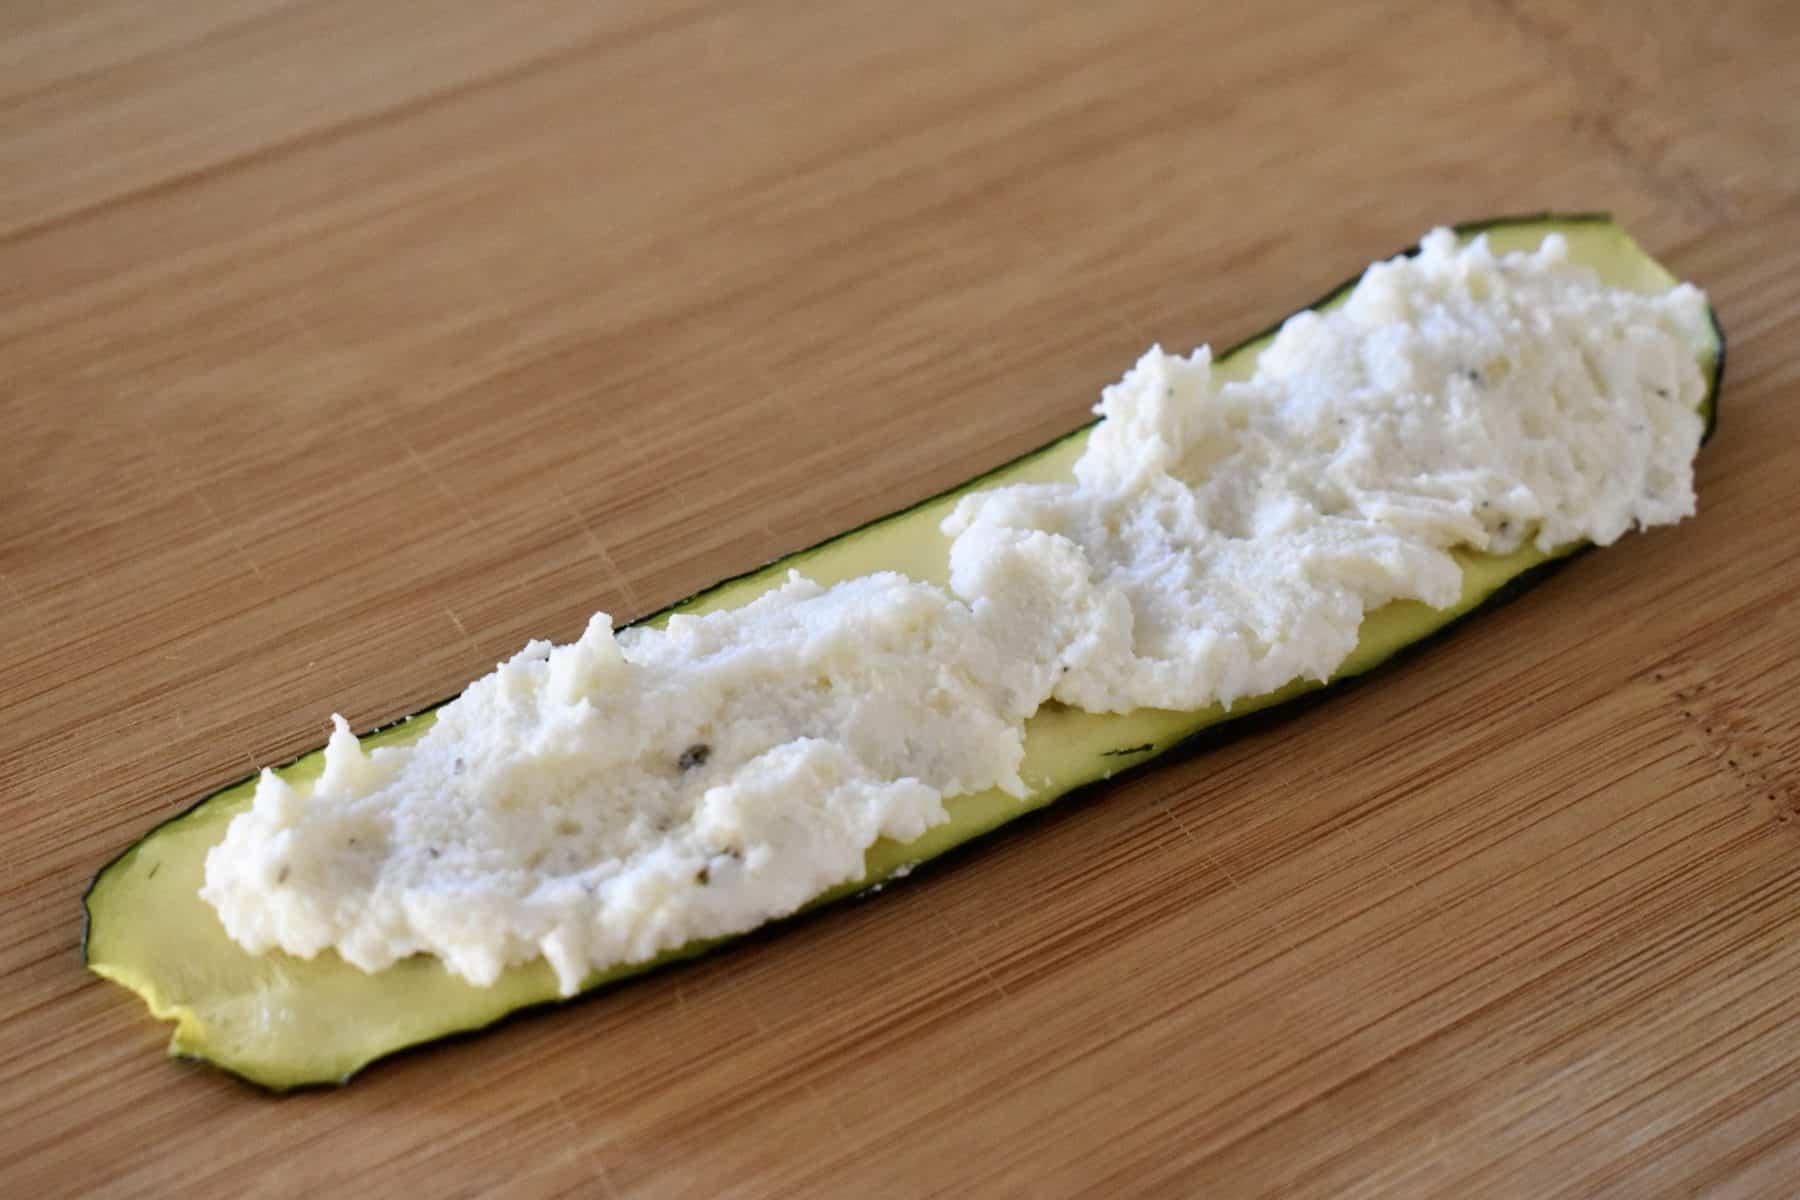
[
  {"xmin": 277, "ymin": 866, "xmax": 290, "ymax": 884},
  {"xmin": 678, "ymin": 743, "xmax": 711, "ymax": 771},
  {"xmin": 428, "ymin": 847, "xmax": 441, "ymax": 859},
  {"xmin": 696, "ymin": 866, "xmax": 711, "ymax": 885},
  {"xmin": 1458, "ymin": 367, "xmax": 1483, "ymax": 385},
  {"xmin": 1656, "ymin": 387, "xmax": 1670, "ymax": 398}
]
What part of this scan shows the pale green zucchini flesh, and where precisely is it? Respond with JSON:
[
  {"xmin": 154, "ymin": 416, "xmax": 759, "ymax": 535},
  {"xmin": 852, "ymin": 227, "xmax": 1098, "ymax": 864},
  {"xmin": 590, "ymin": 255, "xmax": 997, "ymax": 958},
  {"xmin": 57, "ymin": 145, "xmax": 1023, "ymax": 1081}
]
[{"xmin": 84, "ymin": 215, "xmax": 1725, "ymax": 1090}]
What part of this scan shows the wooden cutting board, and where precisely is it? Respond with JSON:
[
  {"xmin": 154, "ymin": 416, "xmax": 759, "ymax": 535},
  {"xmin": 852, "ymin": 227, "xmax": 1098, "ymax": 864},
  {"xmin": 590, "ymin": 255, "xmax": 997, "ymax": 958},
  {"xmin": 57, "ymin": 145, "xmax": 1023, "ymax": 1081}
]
[{"xmin": 4, "ymin": 2, "xmax": 1797, "ymax": 1195}]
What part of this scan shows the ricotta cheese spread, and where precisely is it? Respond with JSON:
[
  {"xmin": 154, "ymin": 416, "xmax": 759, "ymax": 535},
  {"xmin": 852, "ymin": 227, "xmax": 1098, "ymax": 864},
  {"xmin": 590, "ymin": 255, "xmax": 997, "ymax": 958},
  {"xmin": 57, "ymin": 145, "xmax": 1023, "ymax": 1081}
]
[{"xmin": 202, "ymin": 229, "xmax": 1713, "ymax": 994}]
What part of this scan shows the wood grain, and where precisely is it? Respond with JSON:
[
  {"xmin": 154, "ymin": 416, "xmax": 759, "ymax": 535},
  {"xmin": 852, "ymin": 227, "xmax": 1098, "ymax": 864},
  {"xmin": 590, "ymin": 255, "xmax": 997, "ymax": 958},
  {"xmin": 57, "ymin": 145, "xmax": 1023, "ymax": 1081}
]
[{"xmin": 3, "ymin": 1, "xmax": 1798, "ymax": 1196}]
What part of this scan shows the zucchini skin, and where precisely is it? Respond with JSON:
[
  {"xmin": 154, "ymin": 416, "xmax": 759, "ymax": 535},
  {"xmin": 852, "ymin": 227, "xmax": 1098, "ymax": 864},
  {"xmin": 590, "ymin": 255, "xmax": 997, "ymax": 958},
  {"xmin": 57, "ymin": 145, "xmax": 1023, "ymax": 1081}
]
[{"xmin": 82, "ymin": 214, "xmax": 1725, "ymax": 1090}]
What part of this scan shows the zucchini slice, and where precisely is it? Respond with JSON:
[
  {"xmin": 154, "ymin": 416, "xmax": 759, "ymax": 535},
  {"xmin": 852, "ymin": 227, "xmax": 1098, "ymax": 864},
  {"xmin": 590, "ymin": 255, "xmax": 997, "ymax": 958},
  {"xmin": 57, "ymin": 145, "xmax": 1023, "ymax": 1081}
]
[{"xmin": 84, "ymin": 215, "xmax": 1725, "ymax": 1090}]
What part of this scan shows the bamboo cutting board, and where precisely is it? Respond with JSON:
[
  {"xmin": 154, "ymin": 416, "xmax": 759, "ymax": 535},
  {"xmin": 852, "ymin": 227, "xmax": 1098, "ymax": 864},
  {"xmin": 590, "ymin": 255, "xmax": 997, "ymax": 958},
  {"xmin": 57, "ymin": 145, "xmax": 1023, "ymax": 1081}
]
[{"xmin": 4, "ymin": 2, "xmax": 1799, "ymax": 1196}]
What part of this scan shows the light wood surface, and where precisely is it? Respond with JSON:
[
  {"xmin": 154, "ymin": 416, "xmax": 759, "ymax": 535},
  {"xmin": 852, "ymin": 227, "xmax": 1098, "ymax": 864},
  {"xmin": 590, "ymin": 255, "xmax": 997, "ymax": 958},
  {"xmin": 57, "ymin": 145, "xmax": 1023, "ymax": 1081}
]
[{"xmin": 4, "ymin": 2, "xmax": 1798, "ymax": 1196}]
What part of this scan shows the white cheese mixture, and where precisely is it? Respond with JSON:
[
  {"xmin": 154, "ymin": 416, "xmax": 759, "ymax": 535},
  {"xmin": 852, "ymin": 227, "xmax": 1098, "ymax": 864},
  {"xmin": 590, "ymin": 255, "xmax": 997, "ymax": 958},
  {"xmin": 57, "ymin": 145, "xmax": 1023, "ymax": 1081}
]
[
  {"xmin": 946, "ymin": 229, "xmax": 1709, "ymax": 712},
  {"xmin": 203, "ymin": 573, "xmax": 1040, "ymax": 993},
  {"xmin": 203, "ymin": 229, "xmax": 1712, "ymax": 994}
]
